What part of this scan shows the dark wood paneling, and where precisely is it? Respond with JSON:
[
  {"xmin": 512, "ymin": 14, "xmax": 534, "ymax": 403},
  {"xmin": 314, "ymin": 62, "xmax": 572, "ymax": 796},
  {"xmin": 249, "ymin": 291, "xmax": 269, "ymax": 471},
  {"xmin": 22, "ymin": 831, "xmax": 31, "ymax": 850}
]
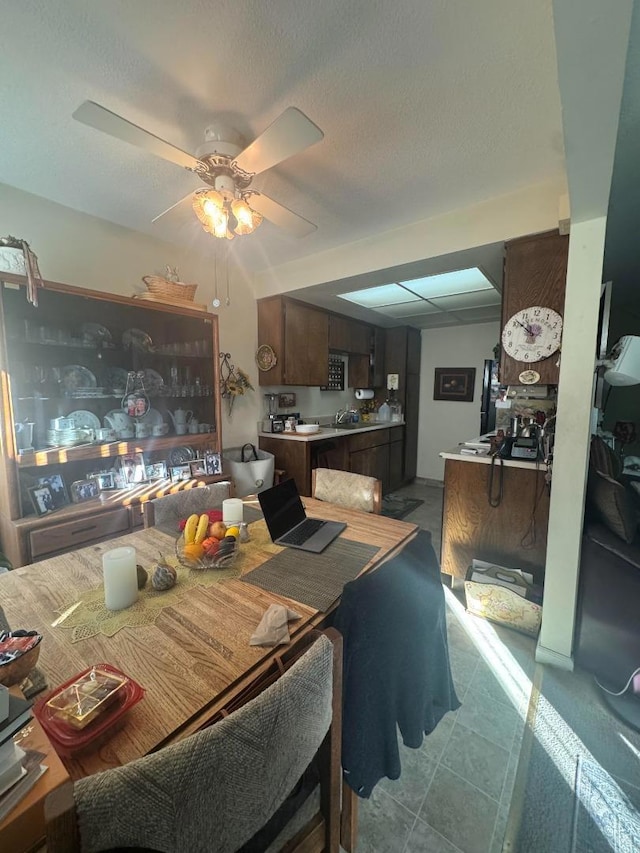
[
  {"xmin": 348, "ymin": 354, "xmax": 370, "ymax": 389},
  {"xmin": 328, "ymin": 315, "xmax": 350, "ymax": 352},
  {"xmin": 406, "ymin": 327, "xmax": 421, "ymax": 373},
  {"xmin": 440, "ymin": 458, "xmax": 550, "ymax": 581},
  {"xmin": 329, "ymin": 315, "xmax": 370, "ymax": 355},
  {"xmin": 258, "ymin": 437, "xmax": 312, "ymax": 496},
  {"xmin": 404, "ymin": 372, "xmax": 420, "ymax": 481},
  {"xmin": 257, "ymin": 296, "xmax": 285, "ymax": 386},
  {"xmin": 283, "ymin": 301, "xmax": 329, "ymax": 386},
  {"xmin": 501, "ymin": 230, "xmax": 569, "ymax": 385},
  {"xmin": 389, "ymin": 437, "xmax": 404, "ymax": 492},
  {"xmin": 371, "ymin": 327, "xmax": 386, "ymax": 388},
  {"xmin": 347, "ymin": 429, "xmax": 390, "ymax": 453},
  {"xmin": 350, "ymin": 445, "xmax": 390, "ymax": 493},
  {"xmin": 384, "ymin": 327, "xmax": 408, "ymax": 403}
]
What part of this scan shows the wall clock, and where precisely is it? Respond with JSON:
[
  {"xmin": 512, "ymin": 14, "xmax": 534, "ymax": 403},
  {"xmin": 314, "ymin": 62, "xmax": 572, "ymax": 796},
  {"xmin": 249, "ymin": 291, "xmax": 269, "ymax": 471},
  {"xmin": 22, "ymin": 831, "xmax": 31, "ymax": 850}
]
[{"xmin": 501, "ymin": 306, "xmax": 563, "ymax": 363}]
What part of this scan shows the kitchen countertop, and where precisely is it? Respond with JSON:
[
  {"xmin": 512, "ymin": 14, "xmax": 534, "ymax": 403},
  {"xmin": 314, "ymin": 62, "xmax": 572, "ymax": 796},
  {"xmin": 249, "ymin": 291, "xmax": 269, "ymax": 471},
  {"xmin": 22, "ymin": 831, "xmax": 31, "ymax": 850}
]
[
  {"xmin": 259, "ymin": 422, "xmax": 405, "ymax": 442},
  {"xmin": 440, "ymin": 444, "xmax": 548, "ymax": 471}
]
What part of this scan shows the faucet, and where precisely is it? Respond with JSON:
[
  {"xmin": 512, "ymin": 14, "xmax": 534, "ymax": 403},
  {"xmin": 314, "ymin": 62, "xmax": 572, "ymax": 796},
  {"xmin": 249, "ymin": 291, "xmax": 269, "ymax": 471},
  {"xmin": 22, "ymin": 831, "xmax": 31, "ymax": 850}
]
[{"xmin": 335, "ymin": 408, "xmax": 353, "ymax": 425}]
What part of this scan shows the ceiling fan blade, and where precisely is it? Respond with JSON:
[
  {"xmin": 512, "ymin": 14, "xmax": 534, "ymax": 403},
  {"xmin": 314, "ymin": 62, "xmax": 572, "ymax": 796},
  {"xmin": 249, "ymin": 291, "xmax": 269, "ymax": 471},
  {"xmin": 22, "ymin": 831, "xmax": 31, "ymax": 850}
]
[
  {"xmin": 152, "ymin": 189, "xmax": 203, "ymax": 223},
  {"xmin": 73, "ymin": 101, "xmax": 200, "ymax": 171},
  {"xmin": 250, "ymin": 193, "xmax": 317, "ymax": 238},
  {"xmin": 234, "ymin": 107, "xmax": 323, "ymax": 176}
]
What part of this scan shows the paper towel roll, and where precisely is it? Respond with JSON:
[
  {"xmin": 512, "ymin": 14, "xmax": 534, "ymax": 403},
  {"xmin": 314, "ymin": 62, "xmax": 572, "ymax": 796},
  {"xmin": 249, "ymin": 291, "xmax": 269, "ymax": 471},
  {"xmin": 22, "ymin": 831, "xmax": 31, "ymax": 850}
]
[{"xmin": 355, "ymin": 389, "xmax": 374, "ymax": 400}]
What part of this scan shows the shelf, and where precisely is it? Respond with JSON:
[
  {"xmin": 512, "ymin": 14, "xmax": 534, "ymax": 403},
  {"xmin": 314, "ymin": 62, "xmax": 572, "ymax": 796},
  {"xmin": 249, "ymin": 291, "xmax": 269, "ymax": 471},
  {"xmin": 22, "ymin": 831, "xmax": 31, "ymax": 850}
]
[{"xmin": 16, "ymin": 432, "xmax": 219, "ymax": 467}]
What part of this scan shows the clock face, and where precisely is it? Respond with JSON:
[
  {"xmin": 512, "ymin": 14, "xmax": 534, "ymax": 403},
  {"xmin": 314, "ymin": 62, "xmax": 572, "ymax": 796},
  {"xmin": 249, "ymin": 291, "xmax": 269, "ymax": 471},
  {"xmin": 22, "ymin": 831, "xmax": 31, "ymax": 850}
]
[{"xmin": 501, "ymin": 306, "xmax": 562, "ymax": 363}]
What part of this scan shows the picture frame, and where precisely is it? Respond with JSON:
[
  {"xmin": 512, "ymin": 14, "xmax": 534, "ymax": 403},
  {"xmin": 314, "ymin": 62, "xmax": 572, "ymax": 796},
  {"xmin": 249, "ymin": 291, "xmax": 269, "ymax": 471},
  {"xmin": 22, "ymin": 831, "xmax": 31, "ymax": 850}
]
[
  {"xmin": 118, "ymin": 452, "xmax": 147, "ymax": 486},
  {"xmin": 170, "ymin": 464, "xmax": 192, "ymax": 483},
  {"xmin": 278, "ymin": 392, "xmax": 296, "ymax": 408},
  {"xmin": 95, "ymin": 471, "xmax": 116, "ymax": 491},
  {"xmin": 29, "ymin": 484, "xmax": 56, "ymax": 516},
  {"xmin": 190, "ymin": 459, "xmax": 207, "ymax": 478},
  {"xmin": 70, "ymin": 478, "xmax": 101, "ymax": 503},
  {"xmin": 205, "ymin": 451, "xmax": 222, "ymax": 476},
  {"xmin": 146, "ymin": 461, "xmax": 168, "ymax": 481},
  {"xmin": 37, "ymin": 473, "xmax": 69, "ymax": 509},
  {"xmin": 433, "ymin": 367, "xmax": 476, "ymax": 402}
]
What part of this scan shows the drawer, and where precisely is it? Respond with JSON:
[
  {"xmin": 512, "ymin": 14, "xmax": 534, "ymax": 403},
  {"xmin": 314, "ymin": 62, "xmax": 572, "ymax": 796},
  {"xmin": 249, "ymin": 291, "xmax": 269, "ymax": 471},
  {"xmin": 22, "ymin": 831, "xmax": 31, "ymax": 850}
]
[
  {"xmin": 347, "ymin": 428, "xmax": 390, "ymax": 453},
  {"xmin": 29, "ymin": 508, "xmax": 131, "ymax": 560}
]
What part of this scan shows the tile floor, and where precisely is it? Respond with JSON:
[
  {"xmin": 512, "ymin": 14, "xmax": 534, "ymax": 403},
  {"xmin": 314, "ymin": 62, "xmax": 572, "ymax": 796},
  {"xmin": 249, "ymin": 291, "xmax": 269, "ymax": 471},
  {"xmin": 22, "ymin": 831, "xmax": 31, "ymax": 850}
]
[{"xmin": 354, "ymin": 480, "xmax": 537, "ymax": 853}]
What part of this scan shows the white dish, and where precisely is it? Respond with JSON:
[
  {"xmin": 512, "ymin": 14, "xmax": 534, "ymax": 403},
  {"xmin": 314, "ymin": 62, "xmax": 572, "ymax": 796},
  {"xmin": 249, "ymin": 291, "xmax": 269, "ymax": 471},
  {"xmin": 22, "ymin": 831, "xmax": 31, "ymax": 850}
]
[
  {"xmin": 60, "ymin": 365, "xmax": 97, "ymax": 391},
  {"xmin": 138, "ymin": 407, "xmax": 163, "ymax": 427},
  {"xmin": 67, "ymin": 410, "xmax": 101, "ymax": 431},
  {"xmin": 104, "ymin": 409, "xmax": 133, "ymax": 431},
  {"xmin": 295, "ymin": 424, "xmax": 320, "ymax": 434}
]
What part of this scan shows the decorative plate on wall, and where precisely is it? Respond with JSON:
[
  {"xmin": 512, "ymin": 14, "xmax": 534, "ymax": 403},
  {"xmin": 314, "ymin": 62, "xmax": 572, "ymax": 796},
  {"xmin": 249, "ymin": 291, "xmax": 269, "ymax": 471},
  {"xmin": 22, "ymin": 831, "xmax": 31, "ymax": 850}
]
[{"xmin": 256, "ymin": 344, "xmax": 277, "ymax": 371}]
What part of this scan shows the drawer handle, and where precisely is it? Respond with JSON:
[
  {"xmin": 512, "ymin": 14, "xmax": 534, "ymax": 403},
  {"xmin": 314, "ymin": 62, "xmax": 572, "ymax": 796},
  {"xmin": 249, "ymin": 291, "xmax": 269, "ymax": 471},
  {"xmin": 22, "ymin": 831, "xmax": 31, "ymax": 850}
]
[{"xmin": 71, "ymin": 525, "xmax": 98, "ymax": 536}]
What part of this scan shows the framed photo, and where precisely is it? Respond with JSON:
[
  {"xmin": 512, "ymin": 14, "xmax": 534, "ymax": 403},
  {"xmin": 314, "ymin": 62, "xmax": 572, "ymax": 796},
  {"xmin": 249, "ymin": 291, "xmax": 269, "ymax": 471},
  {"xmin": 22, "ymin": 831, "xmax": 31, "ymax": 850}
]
[
  {"xmin": 170, "ymin": 464, "xmax": 191, "ymax": 483},
  {"xmin": 190, "ymin": 459, "xmax": 207, "ymax": 478},
  {"xmin": 278, "ymin": 392, "xmax": 296, "ymax": 408},
  {"xmin": 95, "ymin": 471, "xmax": 116, "ymax": 491},
  {"xmin": 29, "ymin": 484, "xmax": 55, "ymax": 516},
  {"xmin": 118, "ymin": 452, "xmax": 146, "ymax": 486},
  {"xmin": 433, "ymin": 367, "xmax": 476, "ymax": 402},
  {"xmin": 146, "ymin": 461, "xmax": 168, "ymax": 481},
  {"xmin": 205, "ymin": 451, "xmax": 222, "ymax": 476},
  {"xmin": 70, "ymin": 479, "xmax": 101, "ymax": 503},
  {"xmin": 37, "ymin": 474, "xmax": 69, "ymax": 509}
]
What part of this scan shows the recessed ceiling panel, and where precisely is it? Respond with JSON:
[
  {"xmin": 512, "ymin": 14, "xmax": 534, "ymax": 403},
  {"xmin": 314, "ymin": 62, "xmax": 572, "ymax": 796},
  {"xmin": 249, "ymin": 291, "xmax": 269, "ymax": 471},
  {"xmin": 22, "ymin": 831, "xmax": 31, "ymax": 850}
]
[
  {"xmin": 401, "ymin": 267, "xmax": 495, "ymax": 299},
  {"xmin": 338, "ymin": 284, "xmax": 421, "ymax": 308},
  {"xmin": 374, "ymin": 301, "xmax": 442, "ymax": 318},
  {"xmin": 429, "ymin": 290, "xmax": 502, "ymax": 310}
]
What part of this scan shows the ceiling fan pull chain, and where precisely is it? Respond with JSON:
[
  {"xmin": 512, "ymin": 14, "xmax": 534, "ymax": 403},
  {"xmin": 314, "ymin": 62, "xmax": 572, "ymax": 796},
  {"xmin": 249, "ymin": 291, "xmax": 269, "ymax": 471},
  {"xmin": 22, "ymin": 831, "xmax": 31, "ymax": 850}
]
[{"xmin": 225, "ymin": 248, "xmax": 231, "ymax": 307}]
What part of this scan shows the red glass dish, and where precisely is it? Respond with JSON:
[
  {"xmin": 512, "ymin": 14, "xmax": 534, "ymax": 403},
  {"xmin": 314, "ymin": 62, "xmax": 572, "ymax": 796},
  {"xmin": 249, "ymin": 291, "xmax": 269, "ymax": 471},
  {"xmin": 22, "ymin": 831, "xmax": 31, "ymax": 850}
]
[{"xmin": 34, "ymin": 663, "xmax": 145, "ymax": 757}]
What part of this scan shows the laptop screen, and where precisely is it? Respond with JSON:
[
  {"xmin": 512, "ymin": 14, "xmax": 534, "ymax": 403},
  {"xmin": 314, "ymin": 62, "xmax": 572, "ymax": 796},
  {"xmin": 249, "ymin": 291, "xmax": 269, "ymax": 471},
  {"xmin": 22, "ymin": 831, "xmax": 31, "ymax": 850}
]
[{"xmin": 258, "ymin": 479, "xmax": 306, "ymax": 540}]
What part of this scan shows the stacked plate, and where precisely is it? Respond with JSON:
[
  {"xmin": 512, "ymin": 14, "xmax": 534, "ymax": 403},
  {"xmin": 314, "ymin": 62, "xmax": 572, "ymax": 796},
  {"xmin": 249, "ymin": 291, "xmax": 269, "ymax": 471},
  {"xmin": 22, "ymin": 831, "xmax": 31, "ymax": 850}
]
[{"xmin": 46, "ymin": 427, "xmax": 94, "ymax": 447}]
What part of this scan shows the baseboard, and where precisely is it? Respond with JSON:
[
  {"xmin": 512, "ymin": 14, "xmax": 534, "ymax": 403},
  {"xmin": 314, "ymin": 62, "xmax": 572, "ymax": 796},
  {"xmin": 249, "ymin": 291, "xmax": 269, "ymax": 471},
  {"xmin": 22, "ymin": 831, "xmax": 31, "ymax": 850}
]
[
  {"xmin": 414, "ymin": 477, "xmax": 444, "ymax": 488},
  {"xmin": 534, "ymin": 641, "xmax": 574, "ymax": 671}
]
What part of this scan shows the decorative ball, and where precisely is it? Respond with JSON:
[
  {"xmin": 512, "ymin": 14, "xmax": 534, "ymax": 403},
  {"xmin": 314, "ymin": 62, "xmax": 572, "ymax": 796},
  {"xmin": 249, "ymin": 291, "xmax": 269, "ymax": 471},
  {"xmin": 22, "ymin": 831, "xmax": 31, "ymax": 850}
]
[
  {"xmin": 136, "ymin": 564, "xmax": 148, "ymax": 590},
  {"xmin": 152, "ymin": 562, "xmax": 177, "ymax": 591}
]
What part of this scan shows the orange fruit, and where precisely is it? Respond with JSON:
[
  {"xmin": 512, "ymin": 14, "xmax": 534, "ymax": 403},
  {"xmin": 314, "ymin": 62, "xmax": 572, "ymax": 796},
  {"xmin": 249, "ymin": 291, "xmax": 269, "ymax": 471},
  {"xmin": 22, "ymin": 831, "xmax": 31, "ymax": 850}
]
[
  {"xmin": 183, "ymin": 542, "xmax": 204, "ymax": 560},
  {"xmin": 209, "ymin": 521, "xmax": 227, "ymax": 540},
  {"xmin": 225, "ymin": 525, "xmax": 240, "ymax": 540}
]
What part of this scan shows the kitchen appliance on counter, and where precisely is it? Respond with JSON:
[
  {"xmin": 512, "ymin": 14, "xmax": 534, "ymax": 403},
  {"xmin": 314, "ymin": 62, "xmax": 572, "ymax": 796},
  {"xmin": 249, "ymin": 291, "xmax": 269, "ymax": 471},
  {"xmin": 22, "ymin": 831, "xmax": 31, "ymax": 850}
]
[{"xmin": 263, "ymin": 394, "xmax": 284, "ymax": 433}]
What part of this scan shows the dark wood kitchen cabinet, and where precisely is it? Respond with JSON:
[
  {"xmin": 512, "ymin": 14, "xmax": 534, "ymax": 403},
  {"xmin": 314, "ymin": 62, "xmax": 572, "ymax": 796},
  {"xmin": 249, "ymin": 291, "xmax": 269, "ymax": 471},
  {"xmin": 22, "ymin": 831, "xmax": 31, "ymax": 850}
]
[
  {"xmin": 388, "ymin": 426, "xmax": 404, "ymax": 491},
  {"xmin": 384, "ymin": 326, "xmax": 421, "ymax": 483},
  {"xmin": 328, "ymin": 315, "xmax": 370, "ymax": 355},
  {"xmin": 500, "ymin": 230, "xmax": 568, "ymax": 385},
  {"xmin": 257, "ymin": 296, "xmax": 329, "ymax": 386}
]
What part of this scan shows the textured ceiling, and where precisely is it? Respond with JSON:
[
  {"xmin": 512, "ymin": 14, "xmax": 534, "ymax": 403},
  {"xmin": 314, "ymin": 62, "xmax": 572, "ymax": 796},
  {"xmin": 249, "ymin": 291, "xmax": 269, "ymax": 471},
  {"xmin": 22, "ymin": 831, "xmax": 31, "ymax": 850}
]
[{"xmin": 0, "ymin": 0, "xmax": 564, "ymax": 288}]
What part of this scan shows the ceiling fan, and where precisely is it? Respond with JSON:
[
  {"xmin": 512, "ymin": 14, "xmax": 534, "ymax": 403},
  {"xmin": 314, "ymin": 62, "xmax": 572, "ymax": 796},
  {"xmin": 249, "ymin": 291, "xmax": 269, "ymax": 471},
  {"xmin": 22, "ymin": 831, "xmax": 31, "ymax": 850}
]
[{"xmin": 72, "ymin": 101, "xmax": 324, "ymax": 239}]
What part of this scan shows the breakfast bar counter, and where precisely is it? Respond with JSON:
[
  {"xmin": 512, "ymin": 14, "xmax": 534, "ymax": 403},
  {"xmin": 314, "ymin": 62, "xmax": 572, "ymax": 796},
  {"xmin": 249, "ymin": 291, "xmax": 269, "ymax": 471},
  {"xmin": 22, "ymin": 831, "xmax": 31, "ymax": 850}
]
[
  {"xmin": 258, "ymin": 421, "xmax": 404, "ymax": 442},
  {"xmin": 440, "ymin": 448, "xmax": 550, "ymax": 582}
]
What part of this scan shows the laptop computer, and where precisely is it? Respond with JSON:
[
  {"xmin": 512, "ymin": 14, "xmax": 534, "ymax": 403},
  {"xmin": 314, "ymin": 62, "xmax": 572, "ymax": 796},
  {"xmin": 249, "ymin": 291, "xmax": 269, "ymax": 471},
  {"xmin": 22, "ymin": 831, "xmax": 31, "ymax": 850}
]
[{"xmin": 258, "ymin": 479, "xmax": 346, "ymax": 553}]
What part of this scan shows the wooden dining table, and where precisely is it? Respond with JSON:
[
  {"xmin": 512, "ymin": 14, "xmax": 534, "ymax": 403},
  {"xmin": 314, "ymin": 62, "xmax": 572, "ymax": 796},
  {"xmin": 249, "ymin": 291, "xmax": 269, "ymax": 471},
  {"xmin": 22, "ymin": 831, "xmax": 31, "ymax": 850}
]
[{"xmin": 0, "ymin": 498, "xmax": 417, "ymax": 850}]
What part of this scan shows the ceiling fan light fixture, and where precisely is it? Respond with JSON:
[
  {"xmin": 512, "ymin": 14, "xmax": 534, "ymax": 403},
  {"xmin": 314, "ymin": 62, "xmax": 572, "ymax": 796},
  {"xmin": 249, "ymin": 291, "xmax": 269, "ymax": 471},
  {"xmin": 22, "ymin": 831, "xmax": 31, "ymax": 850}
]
[{"xmin": 231, "ymin": 198, "xmax": 263, "ymax": 235}]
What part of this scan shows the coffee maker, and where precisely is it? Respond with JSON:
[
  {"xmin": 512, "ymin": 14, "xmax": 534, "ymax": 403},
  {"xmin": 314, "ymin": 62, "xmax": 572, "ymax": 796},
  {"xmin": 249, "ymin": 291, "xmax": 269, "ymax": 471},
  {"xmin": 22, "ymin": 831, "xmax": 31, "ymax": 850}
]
[{"xmin": 263, "ymin": 394, "xmax": 285, "ymax": 433}]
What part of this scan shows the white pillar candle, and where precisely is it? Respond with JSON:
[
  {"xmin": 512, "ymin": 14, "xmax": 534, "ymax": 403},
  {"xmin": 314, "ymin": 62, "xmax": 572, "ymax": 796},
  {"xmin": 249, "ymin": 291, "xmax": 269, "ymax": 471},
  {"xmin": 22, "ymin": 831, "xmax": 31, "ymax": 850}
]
[
  {"xmin": 222, "ymin": 498, "xmax": 244, "ymax": 526},
  {"xmin": 102, "ymin": 546, "xmax": 138, "ymax": 611}
]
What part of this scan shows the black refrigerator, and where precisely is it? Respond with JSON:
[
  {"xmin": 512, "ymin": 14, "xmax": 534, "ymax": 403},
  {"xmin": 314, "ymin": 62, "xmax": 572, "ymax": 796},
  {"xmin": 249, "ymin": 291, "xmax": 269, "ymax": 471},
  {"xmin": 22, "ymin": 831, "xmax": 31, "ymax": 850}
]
[{"xmin": 480, "ymin": 359, "xmax": 503, "ymax": 435}]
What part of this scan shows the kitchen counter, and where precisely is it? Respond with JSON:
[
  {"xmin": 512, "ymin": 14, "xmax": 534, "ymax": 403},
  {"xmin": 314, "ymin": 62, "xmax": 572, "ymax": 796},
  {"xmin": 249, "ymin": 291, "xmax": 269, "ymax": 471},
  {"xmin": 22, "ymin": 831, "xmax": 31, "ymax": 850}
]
[
  {"xmin": 259, "ymin": 422, "xmax": 405, "ymax": 442},
  {"xmin": 440, "ymin": 445, "xmax": 548, "ymax": 471}
]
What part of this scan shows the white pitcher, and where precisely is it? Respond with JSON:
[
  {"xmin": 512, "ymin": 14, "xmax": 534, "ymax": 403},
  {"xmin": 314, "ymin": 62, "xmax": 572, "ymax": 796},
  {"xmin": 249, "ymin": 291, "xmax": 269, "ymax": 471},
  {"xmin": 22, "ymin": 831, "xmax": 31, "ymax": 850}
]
[{"xmin": 168, "ymin": 408, "xmax": 193, "ymax": 430}]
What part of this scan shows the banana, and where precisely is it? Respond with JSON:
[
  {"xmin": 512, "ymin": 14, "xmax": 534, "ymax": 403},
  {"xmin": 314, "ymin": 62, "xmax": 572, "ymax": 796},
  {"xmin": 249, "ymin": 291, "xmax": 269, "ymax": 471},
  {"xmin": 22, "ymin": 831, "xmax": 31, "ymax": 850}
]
[
  {"xmin": 184, "ymin": 513, "xmax": 199, "ymax": 545},
  {"xmin": 195, "ymin": 513, "xmax": 210, "ymax": 544}
]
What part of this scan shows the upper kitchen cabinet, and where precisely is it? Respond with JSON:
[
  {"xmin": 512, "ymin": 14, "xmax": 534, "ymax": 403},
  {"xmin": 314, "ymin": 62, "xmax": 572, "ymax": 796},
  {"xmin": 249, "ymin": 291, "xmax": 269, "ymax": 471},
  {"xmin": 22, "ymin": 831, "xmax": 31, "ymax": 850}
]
[
  {"xmin": 328, "ymin": 314, "xmax": 370, "ymax": 355},
  {"xmin": 371, "ymin": 326, "xmax": 386, "ymax": 389},
  {"xmin": 500, "ymin": 230, "xmax": 569, "ymax": 386},
  {"xmin": 257, "ymin": 296, "xmax": 329, "ymax": 386}
]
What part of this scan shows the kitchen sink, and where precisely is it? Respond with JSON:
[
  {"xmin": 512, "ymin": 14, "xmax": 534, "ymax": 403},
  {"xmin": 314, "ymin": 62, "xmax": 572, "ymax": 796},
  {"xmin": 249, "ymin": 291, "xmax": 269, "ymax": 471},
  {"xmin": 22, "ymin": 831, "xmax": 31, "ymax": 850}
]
[{"xmin": 319, "ymin": 423, "xmax": 366, "ymax": 432}]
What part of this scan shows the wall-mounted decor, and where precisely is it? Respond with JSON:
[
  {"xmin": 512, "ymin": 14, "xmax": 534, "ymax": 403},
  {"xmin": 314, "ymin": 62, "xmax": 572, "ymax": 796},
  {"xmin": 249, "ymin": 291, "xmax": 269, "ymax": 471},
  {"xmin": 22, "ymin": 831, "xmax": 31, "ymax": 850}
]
[
  {"xmin": 278, "ymin": 392, "xmax": 296, "ymax": 408},
  {"xmin": 220, "ymin": 352, "xmax": 255, "ymax": 416},
  {"xmin": 433, "ymin": 367, "xmax": 476, "ymax": 402}
]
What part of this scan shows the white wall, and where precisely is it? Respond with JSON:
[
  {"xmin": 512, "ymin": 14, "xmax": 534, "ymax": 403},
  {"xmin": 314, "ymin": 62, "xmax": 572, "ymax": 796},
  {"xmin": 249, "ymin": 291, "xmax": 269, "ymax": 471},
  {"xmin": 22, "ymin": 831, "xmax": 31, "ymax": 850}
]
[
  {"xmin": 0, "ymin": 182, "xmax": 262, "ymax": 448},
  {"xmin": 416, "ymin": 322, "xmax": 500, "ymax": 481}
]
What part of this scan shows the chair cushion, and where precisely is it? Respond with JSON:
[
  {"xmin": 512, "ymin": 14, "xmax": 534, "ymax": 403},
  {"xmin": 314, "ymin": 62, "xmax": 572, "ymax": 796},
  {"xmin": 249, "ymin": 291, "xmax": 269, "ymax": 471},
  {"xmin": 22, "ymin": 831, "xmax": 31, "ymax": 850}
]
[
  {"xmin": 590, "ymin": 435, "xmax": 622, "ymax": 479},
  {"xmin": 314, "ymin": 468, "xmax": 377, "ymax": 513},
  {"xmin": 588, "ymin": 471, "xmax": 637, "ymax": 544}
]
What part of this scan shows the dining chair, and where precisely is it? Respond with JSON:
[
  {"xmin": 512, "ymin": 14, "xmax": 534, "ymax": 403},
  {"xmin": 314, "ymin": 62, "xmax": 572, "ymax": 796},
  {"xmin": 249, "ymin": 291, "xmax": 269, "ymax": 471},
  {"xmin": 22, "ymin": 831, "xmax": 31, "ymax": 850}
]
[
  {"xmin": 45, "ymin": 629, "xmax": 343, "ymax": 853},
  {"xmin": 312, "ymin": 467, "xmax": 382, "ymax": 514},
  {"xmin": 143, "ymin": 480, "xmax": 233, "ymax": 530}
]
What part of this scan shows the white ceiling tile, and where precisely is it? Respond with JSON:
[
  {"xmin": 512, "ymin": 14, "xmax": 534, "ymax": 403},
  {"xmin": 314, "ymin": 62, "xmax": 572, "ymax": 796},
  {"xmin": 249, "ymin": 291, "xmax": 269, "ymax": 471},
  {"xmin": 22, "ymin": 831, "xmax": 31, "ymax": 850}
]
[
  {"xmin": 429, "ymin": 290, "xmax": 502, "ymax": 310},
  {"xmin": 338, "ymin": 284, "xmax": 422, "ymax": 308}
]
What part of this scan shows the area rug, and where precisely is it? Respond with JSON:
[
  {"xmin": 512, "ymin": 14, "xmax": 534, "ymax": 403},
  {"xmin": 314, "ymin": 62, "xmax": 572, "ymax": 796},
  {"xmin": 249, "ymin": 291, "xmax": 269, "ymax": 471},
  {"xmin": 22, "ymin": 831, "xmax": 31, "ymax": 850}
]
[
  {"xmin": 507, "ymin": 663, "xmax": 640, "ymax": 852},
  {"xmin": 381, "ymin": 495, "xmax": 424, "ymax": 520}
]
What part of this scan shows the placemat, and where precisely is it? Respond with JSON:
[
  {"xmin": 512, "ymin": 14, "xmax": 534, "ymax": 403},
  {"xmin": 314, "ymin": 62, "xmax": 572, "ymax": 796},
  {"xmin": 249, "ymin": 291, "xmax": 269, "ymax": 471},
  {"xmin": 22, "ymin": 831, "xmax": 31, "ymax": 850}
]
[{"xmin": 241, "ymin": 538, "xmax": 380, "ymax": 611}]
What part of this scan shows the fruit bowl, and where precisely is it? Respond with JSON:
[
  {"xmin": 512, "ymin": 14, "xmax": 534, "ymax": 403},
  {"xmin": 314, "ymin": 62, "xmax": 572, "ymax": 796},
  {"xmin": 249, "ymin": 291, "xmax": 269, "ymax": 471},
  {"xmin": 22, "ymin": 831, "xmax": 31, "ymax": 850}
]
[{"xmin": 175, "ymin": 533, "xmax": 239, "ymax": 571}]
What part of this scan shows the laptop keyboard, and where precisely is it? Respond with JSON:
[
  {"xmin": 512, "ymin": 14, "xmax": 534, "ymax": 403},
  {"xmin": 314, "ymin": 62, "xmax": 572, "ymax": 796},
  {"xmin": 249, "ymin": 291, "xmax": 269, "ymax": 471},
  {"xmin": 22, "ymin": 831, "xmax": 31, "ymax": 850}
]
[{"xmin": 279, "ymin": 518, "xmax": 325, "ymax": 546}]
